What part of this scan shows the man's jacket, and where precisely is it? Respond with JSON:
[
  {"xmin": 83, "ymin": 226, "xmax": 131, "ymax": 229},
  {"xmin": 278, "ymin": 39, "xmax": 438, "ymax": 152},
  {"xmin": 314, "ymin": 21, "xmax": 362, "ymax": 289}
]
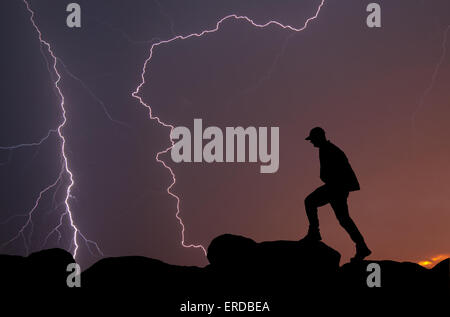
[{"xmin": 319, "ymin": 140, "xmax": 360, "ymax": 192}]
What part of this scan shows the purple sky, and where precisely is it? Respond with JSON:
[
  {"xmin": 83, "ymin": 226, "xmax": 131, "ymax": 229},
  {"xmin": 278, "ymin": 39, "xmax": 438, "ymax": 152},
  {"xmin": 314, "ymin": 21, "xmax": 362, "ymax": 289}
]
[{"xmin": 0, "ymin": 0, "xmax": 449, "ymax": 269}]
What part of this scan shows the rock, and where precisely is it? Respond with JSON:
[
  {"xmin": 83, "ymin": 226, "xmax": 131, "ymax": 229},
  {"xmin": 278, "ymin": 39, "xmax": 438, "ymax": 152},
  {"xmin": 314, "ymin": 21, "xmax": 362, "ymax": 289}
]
[
  {"xmin": 207, "ymin": 234, "xmax": 340, "ymax": 271},
  {"xmin": 206, "ymin": 234, "xmax": 341, "ymax": 295},
  {"xmin": 0, "ymin": 237, "xmax": 448, "ymax": 311},
  {"xmin": 431, "ymin": 258, "xmax": 450, "ymax": 291},
  {"xmin": 207, "ymin": 234, "xmax": 258, "ymax": 267},
  {"xmin": 82, "ymin": 256, "xmax": 203, "ymax": 290},
  {"xmin": 0, "ymin": 248, "xmax": 74, "ymax": 289}
]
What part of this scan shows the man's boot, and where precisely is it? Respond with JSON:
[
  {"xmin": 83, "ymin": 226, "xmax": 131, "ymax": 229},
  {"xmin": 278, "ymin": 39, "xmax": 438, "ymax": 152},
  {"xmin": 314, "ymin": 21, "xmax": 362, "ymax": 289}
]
[
  {"xmin": 351, "ymin": 243, "xmax": 372, "ymax": 262},
  {"xmin": 301, "ymin": 227, "xmax": 322, "ymax": 242}
]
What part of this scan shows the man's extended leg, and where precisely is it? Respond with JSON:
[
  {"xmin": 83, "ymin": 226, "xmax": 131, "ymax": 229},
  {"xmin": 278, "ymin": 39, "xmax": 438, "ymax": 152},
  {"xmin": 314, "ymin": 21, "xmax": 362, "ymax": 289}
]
[
  {"xmin": 330, "ymin": 193, "xmax": 371, "ymax": 260},
  {"xmin": 303, "ymin": 185, "xmax": 330, "ymax": 241}
]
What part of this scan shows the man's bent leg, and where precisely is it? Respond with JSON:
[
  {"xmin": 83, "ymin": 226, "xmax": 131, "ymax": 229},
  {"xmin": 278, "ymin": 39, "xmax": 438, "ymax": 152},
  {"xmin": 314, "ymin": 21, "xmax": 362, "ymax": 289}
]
[
  {"xmin": 330, "ymin": 193, "xmax": 372, "ymax": 261},
  {"xmin": 330, "ymin": 193, "xmax": 366, "ymax": 247},
  {"xmin": 303, "ymin": 185, "xmax": 330, "ymax": 240}
]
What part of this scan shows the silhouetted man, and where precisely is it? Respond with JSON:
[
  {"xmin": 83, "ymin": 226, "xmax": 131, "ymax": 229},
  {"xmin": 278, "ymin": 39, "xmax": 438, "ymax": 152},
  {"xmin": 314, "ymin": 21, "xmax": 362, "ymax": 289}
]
[{"xmin": 303, "ymin": 127, "xmax": 371, "ymax": 261}]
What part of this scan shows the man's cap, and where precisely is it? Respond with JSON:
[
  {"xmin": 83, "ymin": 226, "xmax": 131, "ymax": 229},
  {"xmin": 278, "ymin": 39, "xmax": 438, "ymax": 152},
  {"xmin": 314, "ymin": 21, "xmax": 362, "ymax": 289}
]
[{"xmin": 305, "ymin": 127, "xmax": 325, "ymax": 140}]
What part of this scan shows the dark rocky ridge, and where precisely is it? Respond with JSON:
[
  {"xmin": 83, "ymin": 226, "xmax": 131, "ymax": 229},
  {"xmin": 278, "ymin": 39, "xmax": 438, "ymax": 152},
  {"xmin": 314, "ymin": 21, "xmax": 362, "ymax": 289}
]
[{"xmin": 1, "ymin": 234, "xmax": 448, "ymax": 312}]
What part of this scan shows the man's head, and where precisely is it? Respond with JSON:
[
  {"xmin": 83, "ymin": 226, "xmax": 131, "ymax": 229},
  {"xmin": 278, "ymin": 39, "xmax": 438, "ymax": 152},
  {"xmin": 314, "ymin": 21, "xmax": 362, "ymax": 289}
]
[{"xmin": 305, "ymin": 127, "xmax": 327, "ymax": 148}]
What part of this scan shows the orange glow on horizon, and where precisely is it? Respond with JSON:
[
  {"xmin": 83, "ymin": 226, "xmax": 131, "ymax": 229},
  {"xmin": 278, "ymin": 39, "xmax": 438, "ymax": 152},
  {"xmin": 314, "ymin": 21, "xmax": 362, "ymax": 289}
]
[{"xmin": 418, "ymin": 254, "xmax": 450, "ymax": 268}]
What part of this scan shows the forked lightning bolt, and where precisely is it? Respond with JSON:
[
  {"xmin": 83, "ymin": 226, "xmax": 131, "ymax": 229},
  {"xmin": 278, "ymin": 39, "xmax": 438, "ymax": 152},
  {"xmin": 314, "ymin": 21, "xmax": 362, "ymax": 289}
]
[
  {"xmin": 0, "ymin": 0, "xmax": 103, "ymax": 259},
  {"xmin": 132, "ymin": 0, "xmax": 326, "ymax": 256},
  {"xmin": 2, "ymin": 1, "xmax": 325, "ymax": 260}
]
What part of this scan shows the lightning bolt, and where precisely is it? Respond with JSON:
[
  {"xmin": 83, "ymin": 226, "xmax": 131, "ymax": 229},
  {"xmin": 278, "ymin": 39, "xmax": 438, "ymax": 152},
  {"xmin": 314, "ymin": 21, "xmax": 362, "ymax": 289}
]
[
  {"xmin": 153, "ymin": 0, "xmax": 176, "ymax": 36},
  {"xmin": 411, "ymin": 25, "xmax": 450, "ymax": 140},
  {"xmin": 57, "ymin": 58, "xmax": 131, "ymax": 128},
  {"xmin": 132, "ymin": 0, "xmax": 326, "ymax": 256},
  {"xmin": 0, "ymin": 129, "xmax": 57, "ymax": 150},
  {"xmin": 0, "ymin": 0, "xmax": 103, "ymax": 260}
]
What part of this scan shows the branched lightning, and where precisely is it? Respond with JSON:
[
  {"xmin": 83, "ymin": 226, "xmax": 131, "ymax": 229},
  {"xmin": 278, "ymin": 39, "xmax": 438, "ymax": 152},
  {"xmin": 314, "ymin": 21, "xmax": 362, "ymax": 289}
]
[
  {"xmin": 132, "ymin": 0, "xmax": 326, "ymax": 256},
  {"xmin": 57, "ymin": 58, "xmax": 131, "ymax": 128},
  {"xmin": 1, "ymin": 163, "xmax": 64, "ymax": 255},
  {"xmin": 0, "ymin": 129, "xmax": 57, "ymax": 150},
  {"xmin": 4, "ymin": 0, "xmax": 449, "ymax": 266},
  {"xmin": 1, "ymin": 0, "xmax": 325, "ymax": 261},
  {"xmin": 412, "ymin": 25, "xmax": 450, "ymax": 136},
  {"xmin": 153, "ymin": 0, "xmax": 176, "ymax": 36},
  {"xmin": 0, "ymin": 0, "xmax": 103, "ymax": 259}
]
